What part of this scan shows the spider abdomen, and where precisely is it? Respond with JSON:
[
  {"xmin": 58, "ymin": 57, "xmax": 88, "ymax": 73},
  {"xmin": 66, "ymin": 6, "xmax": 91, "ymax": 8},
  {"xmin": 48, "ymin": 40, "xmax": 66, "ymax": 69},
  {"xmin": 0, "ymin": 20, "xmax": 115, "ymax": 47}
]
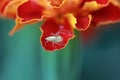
[{"xmin": 45, "ymin": 35, "xmax": 63, "ymax": 43}]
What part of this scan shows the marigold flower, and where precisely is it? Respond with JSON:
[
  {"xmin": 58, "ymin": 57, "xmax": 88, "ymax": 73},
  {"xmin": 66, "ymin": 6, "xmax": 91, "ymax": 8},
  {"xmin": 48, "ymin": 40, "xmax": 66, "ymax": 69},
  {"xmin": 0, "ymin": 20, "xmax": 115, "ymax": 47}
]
[{"xmin": 0, "ymin": 0, "xmax": 120, "ymax": 51}]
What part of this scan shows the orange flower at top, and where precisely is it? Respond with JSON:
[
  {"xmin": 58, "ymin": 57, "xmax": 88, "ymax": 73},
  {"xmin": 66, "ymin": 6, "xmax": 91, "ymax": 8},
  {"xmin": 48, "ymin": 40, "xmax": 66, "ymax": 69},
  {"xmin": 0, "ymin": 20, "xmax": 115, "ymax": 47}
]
[{"xmin": 0, "ymin": 0, "xmax": 120, "ymax": 51}]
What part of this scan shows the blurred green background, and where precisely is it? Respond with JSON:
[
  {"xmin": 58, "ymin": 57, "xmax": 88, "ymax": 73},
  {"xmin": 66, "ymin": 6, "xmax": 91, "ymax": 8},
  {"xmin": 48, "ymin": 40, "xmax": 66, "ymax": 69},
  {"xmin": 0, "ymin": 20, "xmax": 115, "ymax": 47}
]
[{"xmin": 0, "ymin": 18, "xmax": 120, "ymax": 80}]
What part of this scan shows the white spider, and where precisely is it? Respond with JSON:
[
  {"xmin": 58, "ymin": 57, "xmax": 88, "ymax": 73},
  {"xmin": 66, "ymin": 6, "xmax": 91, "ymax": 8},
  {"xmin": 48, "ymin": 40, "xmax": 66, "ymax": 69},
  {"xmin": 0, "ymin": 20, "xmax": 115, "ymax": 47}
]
[
  {"xmin": 45, "ymin": 35, "xmax": 63, "ymax": 43},
  {"xmin": 44, "ymin": 32, "xmax": 63, "ymax": 49},
  {"xmin": 44, "ymin": 26, "xmax": 72, "ymax": 49}
]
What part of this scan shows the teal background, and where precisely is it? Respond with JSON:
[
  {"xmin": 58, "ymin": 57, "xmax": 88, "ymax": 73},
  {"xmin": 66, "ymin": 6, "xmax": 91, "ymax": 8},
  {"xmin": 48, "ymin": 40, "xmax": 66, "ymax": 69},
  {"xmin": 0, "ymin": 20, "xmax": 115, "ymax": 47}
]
[{"xmin": 0, "ymin": 18, "xmax": 120, "ymax": 80}]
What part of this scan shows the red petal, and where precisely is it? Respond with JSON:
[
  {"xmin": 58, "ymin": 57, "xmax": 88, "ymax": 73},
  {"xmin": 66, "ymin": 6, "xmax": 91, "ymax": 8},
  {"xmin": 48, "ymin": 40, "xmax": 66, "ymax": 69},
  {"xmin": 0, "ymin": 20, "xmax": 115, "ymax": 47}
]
[
  {"xmin": 75, "ymin": 14, "xmax": 92, "ymax": 31},
  {"xmin": 40, "ymin": 18, "xmax": 74, "ymax": 51},
  {"xmin": 18, "ymin": 1, "xmax": 44, "ymax": 22},
  {"xmin": 92, "ymin": 3, "xmax": 120, "ymax": 25}
]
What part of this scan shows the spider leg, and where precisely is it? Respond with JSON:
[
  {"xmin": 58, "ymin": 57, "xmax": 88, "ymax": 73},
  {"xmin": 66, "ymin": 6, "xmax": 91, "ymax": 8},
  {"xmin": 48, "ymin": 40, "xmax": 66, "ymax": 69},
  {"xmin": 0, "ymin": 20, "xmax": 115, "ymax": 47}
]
[
  {"xmin": 56, "ymin": 29, "xmax": 72, "ymax": 36},
  {"xmin": 59, "ymin": 42, "xmax": 65, "ymax": 46},
  {"xmin": 55, "ymin": 41, "xmax": 64, "ymax": 46},
  {"xmin": 60, "ymin": 30, "xmax": 72, "ymax": 36},
  {"xmin": 44, "ymin": 41, "xmax": 49, "ymax": 48},
  {"xmin": 52, "ymin": 42, "xmax": 57, "ymax": 49}
]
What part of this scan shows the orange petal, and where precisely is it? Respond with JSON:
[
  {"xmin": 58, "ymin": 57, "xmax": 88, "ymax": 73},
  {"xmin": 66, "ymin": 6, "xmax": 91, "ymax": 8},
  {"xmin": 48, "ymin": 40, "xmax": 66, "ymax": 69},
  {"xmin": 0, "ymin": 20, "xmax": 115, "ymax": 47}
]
[
  {"xmin": 53, "ymin": 0, "xmax": 82, "ymax": 14},
  {"xmin": 9, "ymin": 15, "xmax": 39, "ymax": 36},
  {"xmin": 9, "ymin": 16, "xmax": 24, "ymax": 36},
  {"xmin": 49, "ymin": 0, "xmax": 64, "ymax": 7}
]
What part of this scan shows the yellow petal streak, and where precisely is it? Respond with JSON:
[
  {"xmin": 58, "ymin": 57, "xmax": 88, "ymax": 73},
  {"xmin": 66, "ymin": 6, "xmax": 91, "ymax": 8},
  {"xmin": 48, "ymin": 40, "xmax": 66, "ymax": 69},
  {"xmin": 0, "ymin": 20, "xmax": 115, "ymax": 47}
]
[
  {"xmin": 65, "ymin": 14, "xmax": 77, "ymax": 29},
  {"xmin": 82, "ymin": 1, "xmax": 102, "ymax": 13}
]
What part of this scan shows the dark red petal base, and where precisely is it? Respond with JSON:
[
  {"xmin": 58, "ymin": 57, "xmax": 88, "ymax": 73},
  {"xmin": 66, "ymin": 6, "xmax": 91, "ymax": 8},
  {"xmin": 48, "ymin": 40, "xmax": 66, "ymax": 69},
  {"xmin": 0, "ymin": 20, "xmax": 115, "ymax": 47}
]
[
  {"xmin": 92, "ymin": 3, "xmax": 120, "ymax": 25},
  {"xmin": 75, "ymin": 14, "xmax": 92, "ymax": 31}
]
